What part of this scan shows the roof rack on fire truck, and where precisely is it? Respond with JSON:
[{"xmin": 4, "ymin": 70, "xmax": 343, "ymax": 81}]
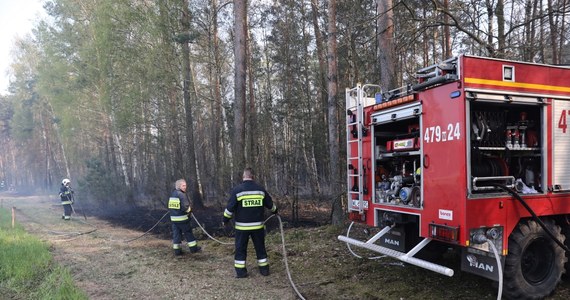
[
  {"xmin": 412, "ymin": 56, "xmax": 459, "ymax": 92},
  {"xmin": 379, "ymin": 56, "xmax": 460, "ymax": 103}
]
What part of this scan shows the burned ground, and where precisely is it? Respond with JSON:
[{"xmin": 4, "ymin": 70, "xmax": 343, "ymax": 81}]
[
  {"xmin": 2, "ymin": 193, "xmax": 570, "ymax": 300},
  {"xmin": 89, "ymin": 200, "xmax": 329, "ymax": 242}
]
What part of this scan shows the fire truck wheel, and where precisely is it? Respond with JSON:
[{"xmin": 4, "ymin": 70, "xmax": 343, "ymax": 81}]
[
  {"xmin": 503, "ymin": 219, "xmax": 566, "ymax": 300},
  {"xmin": 562, "ymin": 219, "xmax": 570, "ymax": 274}
]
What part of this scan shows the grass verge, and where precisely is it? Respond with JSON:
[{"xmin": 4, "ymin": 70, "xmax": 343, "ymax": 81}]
[{"xmin": 0, "ymin": 207, "xmax": 87, "ymax": 300}]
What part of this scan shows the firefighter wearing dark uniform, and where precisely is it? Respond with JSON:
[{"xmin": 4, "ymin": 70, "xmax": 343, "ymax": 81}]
[
  {"xmin": 168, "ymin": 179, "xmax": 201, "ymax": 256},
  {"xmin": 223, "ymin": 168, "xmax": 278, "ymax": 278},
  {"xmin": 59, "ymin": 178, "xmax": 73, "ymax": 220}
]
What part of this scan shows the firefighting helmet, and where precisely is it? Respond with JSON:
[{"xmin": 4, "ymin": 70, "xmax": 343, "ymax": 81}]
[{"xmin": 62, "ymin": 178, "xmax": 71, "ymax": 186}]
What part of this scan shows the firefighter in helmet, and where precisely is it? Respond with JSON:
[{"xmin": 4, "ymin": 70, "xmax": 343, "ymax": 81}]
[
  {"xmin": 168, "ymin": 179, "xmax": 201, "ymax": 256},
  {"xmin": 59, "ymin": 178, "xmax": 73, "ymax": 220},
  {"xmin": 223, "ymin": 167, "xmax": 278, "ymax": 278}
]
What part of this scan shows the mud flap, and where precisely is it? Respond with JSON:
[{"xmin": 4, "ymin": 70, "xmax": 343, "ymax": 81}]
[
  {"xmin": 460, "ymin": 248, "xmax": 504, "ymax": 281},
  {"xmin": 378, "ymin": 226, "xmax": 407, "ymax": 252}
]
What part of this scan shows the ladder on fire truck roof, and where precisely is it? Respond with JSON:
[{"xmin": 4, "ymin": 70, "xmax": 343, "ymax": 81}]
[{"xmin": 345, "ymin": 84, "xmax": 382, "ymax": 214}]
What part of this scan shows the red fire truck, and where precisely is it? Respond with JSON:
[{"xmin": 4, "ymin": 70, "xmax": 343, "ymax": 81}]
[{"xmin": 339, "ymin": 55, "xmax": 570, "ymax": 299}]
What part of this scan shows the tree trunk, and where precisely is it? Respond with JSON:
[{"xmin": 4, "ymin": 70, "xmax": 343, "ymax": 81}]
[
  {"xmin": 558, "ymin": 0, "xmax": 567, "ymax": 64},
  {"xmin": 310, "ymin": 0, "xmax": 328, "ymax": 193},
  {"xmin": 302, "ymin": 1, "xmax": 321, "ymax": 197},
  {"xmin": 485, "ymin": 0, "xmax": 495, "ymax": 56},
  {"xmin": 525, "ymin": 0, "xmax": 540, "ymax": 61},
  {"xmin": 246, "ymin": 23, "xmax": 257, "ymax": 167},
  {"xmin": 327, "ymin": 0, "xmax": 343, "ymax": 225},
  {"xmin": 496, "ymin": 0, "xmax": 506, "ymax": 57},
  {"xmin": 233, "ymin": 0, "xmax": 247, "ymax": 181},
  {"xmin": 377, "ymin": 0, "xmax": 396, "ymax": 91},
  {"xmin": 539, "ymin": 2, "xmax": 545, "ymax": 62},
  {"xmin": 211, "ymin": 0, "xmax": 222, "ymax": 195},
  {"xmin": 311, "ymin": 0, "xmax": 328, "ymax": 105},
  {"xmin": 443, "ymin": 0, "xmax": 451, "ymax": 59},
  {"xmin": 46, "ymin": 102, "xmax": 71, "ymax": 179},
  {"xmin": 546, "ymin": 0, "xmax": 559, "ymax": 64},
  {"xmin": 114, "ymin": 133, "xmax": 130, "ymax": 186},
  {"xmin": 181, "ymin": 0, "xmax": 204, "ymax": 209}
]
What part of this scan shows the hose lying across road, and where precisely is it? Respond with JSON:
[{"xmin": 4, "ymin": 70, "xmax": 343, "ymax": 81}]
[
  {"xmin": 51, "ymin": 216, "xmax": 99, "ymax": 242},
  {"xmin": 15, "ymin": 201, "xmax": 307, "ymax": 300},
  {"xmin": 12, "ymin": 200, "xmax": 305, "ymax": 298},
  {"xmin": 191, "ymin": 213, "xmax": 232, "ymax": 245},
  {"xmin": 195, "ymin": 213, "xmax": 306, "ymax": 300},
  {"xmin": 123, "ymin": 211, "xmax": 169, "ymax": 243},
  {"xmin": 274, "ymin": 214, "xmax": 306, "ymax": 300},
  {"xmin": 125, "ymin": 211, "xmax": 307, "ymax": 300}
]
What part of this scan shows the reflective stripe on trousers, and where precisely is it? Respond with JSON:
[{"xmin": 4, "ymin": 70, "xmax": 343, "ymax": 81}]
[
  {"xmin": 170, "ymin": 215, "xmax": 189, "ymax": 222},
  {"xmin": 257, "ymin": 258, "xmax": 268, "ymax": 267},
  {"xmin": 234, "ymin": 260, "xmax": 246, "ymax": 268},
  {"xmin": 234, "ymin": 221, "xmax": 264, "ymax": 230}
]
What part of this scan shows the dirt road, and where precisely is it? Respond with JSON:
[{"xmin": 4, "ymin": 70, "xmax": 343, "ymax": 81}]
[{"xmin": 2, "ymin": 194, "xmax": 296, "ymax": 300}]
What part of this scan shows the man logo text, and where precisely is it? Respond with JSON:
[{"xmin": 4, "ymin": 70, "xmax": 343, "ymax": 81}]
[{"xmin": 384, "ymin": 238, "xmax": 400, "ymax": 246}]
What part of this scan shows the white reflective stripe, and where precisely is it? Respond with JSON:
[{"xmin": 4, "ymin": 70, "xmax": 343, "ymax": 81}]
[
  {"xmin": 234, "ymin": 260, "xmax": 246, "ymax": 265},
  {"xmin": 224, "ymin": 209, "xmax": 233, "ymax": 216},
  {"xmin": 173, "ymin": 244, "xmax": 181, "ymax": 249},
  {"xmin": 61, "ymin": 201, "xmax": 72, "ymax": 205},
  {"xmin": 235, "ymin": 221, "xmax": 263, "ymax": 227},
  {"xmin": 170, "ymin": 215, "xmax": 188, "ymax": 221},
  {"xmin": 236, "ymin": 190, "xmax": 265, "ymax": 198},
  {"xmin": 257, "ymin": 258, "xmax": 267, "ymax": 264}
]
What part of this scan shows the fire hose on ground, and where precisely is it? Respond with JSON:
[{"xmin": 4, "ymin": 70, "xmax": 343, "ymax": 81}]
[
  {"xmin": 123, "ymin": 211, "xmax": 170, "ymax": 243},
  {"xmin": 126, "ymin": 211, "xmax": 307, "ymax": 300},
  {"xmin": 46, "ymin": 193, "xmax": 98, "ymax": 241}
]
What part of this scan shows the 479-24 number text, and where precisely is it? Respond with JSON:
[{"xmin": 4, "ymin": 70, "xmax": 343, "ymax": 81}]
[{"xmin": 424, "ymin": 122, "xmax": 461, "ymax": 143}]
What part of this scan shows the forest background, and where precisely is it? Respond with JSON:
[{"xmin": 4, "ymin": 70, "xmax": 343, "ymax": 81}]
[{"xmin": 0, "ymin": 0, "xmax": 569, "ymax": 224}]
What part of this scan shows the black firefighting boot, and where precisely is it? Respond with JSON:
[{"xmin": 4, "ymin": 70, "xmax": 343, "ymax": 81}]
[
  {"xmin": 174, "ymin": 249, "xmax": 183, "ymax": 256},
  {"xmin": 259, "ymin": 265, "xmax": 270, "ymax": 276},
  {"xmin": 190, "ymin": 246, "xmax": 202, "ymax": 253},
  {"xmin": 235, "ymin": 268, "xmax": 248, "ymax": 278}
]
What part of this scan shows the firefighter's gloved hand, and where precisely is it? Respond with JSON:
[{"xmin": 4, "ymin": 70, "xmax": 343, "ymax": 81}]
[
  {"xmin": 272, "ymin": 207, "xmax": 278, "ymax": 215},
  {"xmin": 222, "ymin": 216, "xmax": 230, "ymax": 225},
  {"xmin": 186, "ymin": 207, "xmax": 192, "ymax": 214}
]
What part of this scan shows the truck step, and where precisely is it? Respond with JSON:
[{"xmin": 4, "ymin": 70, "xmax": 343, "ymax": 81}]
[{"xmin": 338, "ymin": 234, "xmax": 454, "ymax": 277}]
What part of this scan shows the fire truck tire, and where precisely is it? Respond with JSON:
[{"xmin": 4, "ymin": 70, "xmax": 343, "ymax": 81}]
[
  {"xmin": 503, "ymin": 219, "xmax": 566, "ymax": 300},
  {"xmin": 562, "ymin": 219, "xmax": 570, "ymax": 274}
]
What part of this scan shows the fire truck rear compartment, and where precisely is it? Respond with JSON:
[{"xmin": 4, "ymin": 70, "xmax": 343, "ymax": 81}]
[
  {"xmin": 373, "ymin": 115, "xmax": 422, "ymax": 207},
  {"xmin": 468, "ymin": 100, "xmax": 543, "ymax": 195}
]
